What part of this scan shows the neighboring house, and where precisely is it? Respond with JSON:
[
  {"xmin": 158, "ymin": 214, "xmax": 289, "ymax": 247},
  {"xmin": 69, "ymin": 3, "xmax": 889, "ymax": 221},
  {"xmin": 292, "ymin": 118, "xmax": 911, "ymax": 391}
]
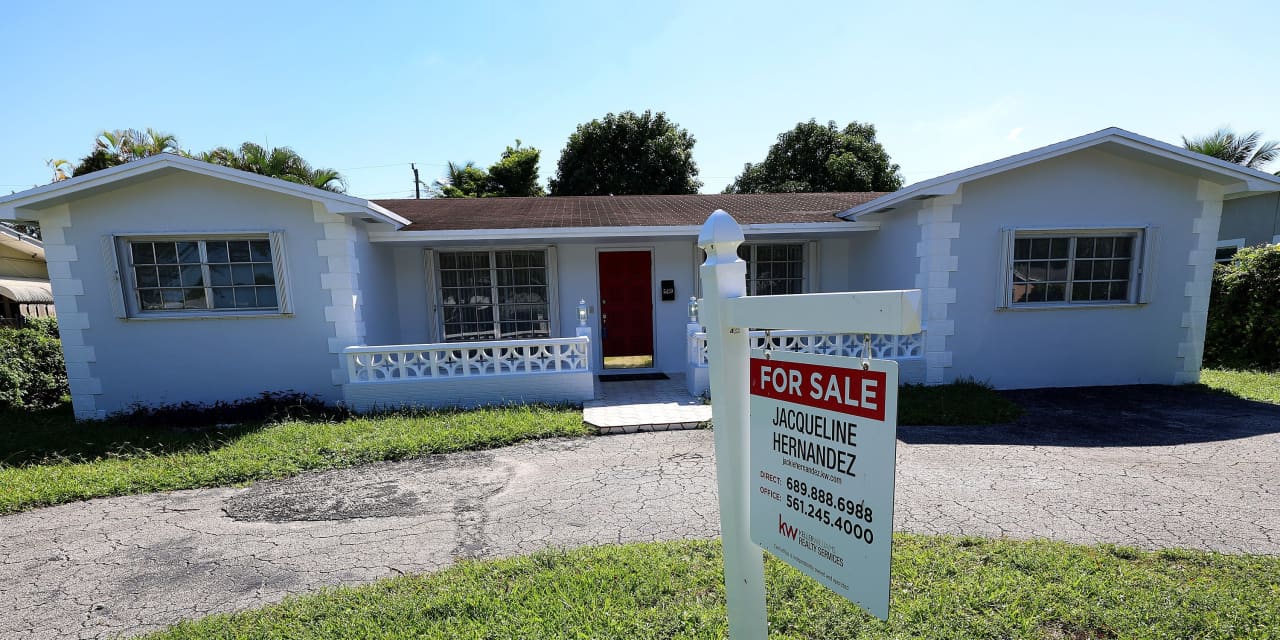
[
  {"xmin": 2, "ymin": 127, "xmax": 1278, "ymax": 420},
  {"xmin": 1218, "ymin": 192, "xmax": 1280, "ymax": 261},
  {"xmin": 0, "ymin": 223, "xmax": 53, "ymax": 326}
]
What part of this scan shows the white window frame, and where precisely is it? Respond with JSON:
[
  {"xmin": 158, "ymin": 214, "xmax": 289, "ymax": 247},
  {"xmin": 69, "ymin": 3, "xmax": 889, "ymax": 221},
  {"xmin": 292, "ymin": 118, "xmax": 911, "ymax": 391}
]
[
  {"xmin": 997, "ymin": 227, "xmax": 1156, "ymax": 309},
  {"xmin": 431, "ymin": 246, "xmax": 559, "ymax": 342},
  {"xmin": 691, "ymin": 240, "xmax": 819, "ymax": 299},
  {"xmin": 107, "ymin": 231, "xmax": 292, "ymax": 320},
  {"xmin": 1215, "ymin": 238, "xmax": 1246, "ymax": 264},
  {"xmin": 738, "ymin": 242, "xmax": 810, "ymax": 296}
]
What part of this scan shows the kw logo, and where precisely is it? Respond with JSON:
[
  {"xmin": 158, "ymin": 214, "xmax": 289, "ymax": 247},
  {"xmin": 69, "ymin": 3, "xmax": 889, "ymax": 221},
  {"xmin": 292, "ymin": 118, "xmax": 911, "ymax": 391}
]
[{"xmin": 778, "ymin": 514, "xmax": 798, "ymax": 540}]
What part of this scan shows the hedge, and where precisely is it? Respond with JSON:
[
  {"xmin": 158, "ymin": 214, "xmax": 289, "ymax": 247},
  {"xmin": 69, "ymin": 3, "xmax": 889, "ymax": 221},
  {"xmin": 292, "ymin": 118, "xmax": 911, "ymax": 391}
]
[
  {"xmin": 1205, "ymin": 243, "xmax": 1280, "ymax": 371},
  {"xmin": 0, "ymin": 316, "xmax": 68, "ymax": 410}
]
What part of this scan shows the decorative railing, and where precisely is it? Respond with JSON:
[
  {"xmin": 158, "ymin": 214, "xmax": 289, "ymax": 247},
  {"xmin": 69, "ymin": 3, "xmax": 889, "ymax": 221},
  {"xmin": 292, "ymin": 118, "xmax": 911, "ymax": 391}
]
[
  {"xmin": 688, "ymin": 329, "xmax": 924, "ymax": 367},
  {"xmin": 345, "ymin": 337, "xmax": 590, "ymax": 383}
]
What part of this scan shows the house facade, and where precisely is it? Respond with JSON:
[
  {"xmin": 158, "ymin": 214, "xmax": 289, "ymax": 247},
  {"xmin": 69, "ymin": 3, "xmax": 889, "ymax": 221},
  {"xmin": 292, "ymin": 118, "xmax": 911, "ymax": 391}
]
[
  {"xmin": 1218, "ymin": 192, "xmax": 1280, "ymax": 260},
  {"xmin": 0, "ymin": 224, "xmax": 53, "ymax": 326},
  {"xmin": 3, "ymin": 127, "xmax": 1278, "ymax": 420}
]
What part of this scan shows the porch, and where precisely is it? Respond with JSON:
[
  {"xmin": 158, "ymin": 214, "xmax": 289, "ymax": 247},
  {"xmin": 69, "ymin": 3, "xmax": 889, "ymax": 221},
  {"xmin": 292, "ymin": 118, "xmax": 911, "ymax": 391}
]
[
  {"xmin": 339, "ymin": 326, "xmax": 926, "ymax": 420},
  {"xmin": 341, "ymin": 337, "xmax": 595, "ymax": 413}
]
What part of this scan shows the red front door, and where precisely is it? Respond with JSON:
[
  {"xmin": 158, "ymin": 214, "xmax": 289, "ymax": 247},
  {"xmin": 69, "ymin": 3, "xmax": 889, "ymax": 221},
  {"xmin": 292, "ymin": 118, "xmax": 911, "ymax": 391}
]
[{"xmin": 598, "ymin": 251, "xmax": 654, "ymax": 368}]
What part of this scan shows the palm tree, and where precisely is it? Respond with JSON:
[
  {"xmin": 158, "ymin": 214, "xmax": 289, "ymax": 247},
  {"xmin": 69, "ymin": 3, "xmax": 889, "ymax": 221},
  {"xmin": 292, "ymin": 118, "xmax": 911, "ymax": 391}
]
[
  {"xmin": 92, "ymin": 128, "xmax": 180, "ymax": 162},
  {"xmin": 1182, "ymin": 128, "xmax": 1279, "ymax": 171},
  {"xmin": 433, "ymin": 161, "xmax": 492, "ymax": 198},
  {"xmin": 124, "ymin": 128, "xmax": 180, "ymax": 157},
  {"xmin": 46, "ymin": 158, "xmax": 72, "ymax": 182},
  {"xmin": 71, "ymin": 128, "xmax": 182, "ymax": 177},
  {"xmin": 199, "ymin": 142, "xmax": 346, "ymax": 193}
]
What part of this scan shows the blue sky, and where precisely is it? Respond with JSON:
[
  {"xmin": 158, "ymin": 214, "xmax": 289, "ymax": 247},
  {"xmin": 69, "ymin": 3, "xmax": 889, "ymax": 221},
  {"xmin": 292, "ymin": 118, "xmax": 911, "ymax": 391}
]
[{"xmin": 3, "ymin": 0, "xmax": 1278, "ymax": 198}]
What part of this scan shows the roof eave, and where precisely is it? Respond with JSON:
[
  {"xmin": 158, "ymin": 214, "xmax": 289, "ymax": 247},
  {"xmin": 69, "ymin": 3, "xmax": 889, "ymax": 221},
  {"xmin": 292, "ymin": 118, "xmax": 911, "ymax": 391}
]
[
  {"xmin": 0, "ymin": 154, "xmax": 408, "ymax": 229},
  {"xmin": 369, "ymin": 220, "xmax": 880, "ymax": 243},
  {"xmin": 0, "ymin": 224, "xmax": 44, "ymax": 259},
  {"xmin": 837, "ymin": 127, "xmax": 1280, "ymax": 220}
]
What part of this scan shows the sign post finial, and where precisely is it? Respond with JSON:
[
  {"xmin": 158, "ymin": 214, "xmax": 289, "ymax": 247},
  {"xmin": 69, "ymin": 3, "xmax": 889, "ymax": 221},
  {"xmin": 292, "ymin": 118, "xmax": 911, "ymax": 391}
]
[{"xmin": 698, "ymin": 209, "xmax": 745, "ymax": 263}]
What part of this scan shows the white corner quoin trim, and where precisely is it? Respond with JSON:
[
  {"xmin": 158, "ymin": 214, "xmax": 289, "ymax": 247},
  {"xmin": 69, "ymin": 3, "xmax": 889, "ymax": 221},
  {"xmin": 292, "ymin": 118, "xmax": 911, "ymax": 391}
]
[
  {"xmin": 40, "ymin": 204, "xmax": 106, "ymax": 420},
  {"xmin": 915, "ymin": 191, "xmax": 960, "ymax": 385},
  {"xmin": 315, "ymin": 204, "xmax": 367, "ymax": 389},
  {"xmin": 1174, "ymin": 180, "xmax": 1224, "ymax": 385}
]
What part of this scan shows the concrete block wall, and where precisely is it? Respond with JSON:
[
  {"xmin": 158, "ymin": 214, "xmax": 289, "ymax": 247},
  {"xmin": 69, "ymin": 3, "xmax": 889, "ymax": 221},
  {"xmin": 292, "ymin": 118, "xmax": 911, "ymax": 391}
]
[{"xmin": 342, "ymin": 371, "xmax": 595, "ymax": 412}]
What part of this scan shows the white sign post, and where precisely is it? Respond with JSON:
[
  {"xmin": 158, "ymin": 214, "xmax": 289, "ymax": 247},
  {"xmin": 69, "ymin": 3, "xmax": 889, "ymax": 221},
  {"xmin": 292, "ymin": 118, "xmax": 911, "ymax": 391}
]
[{"xmin": 698, "ymin": 210, "xmax": 920, "ymax": 636}]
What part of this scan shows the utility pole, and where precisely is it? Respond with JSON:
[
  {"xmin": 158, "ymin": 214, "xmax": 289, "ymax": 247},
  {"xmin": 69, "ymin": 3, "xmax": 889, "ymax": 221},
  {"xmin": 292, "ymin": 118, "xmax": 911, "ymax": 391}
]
[{"xmin": 412, "ymin": 163, "xmax": 421, "ymax": 199}]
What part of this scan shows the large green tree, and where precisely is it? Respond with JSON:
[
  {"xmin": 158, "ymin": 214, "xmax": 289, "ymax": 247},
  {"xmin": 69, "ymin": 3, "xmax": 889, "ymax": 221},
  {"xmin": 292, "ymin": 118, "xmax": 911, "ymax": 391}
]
[
  {"xmin": 549, "ymin": 110, "xmax": 700, "ymax": 196},
  {"xmin": 434, "ymin": 141, "xmax": 546, "ymax": 198},
  {"xmin": 71, "ymin": 128, "xmax": 181, "ymax": 177},
  {"xmin": 1182, "ymin": 127, "xmax": 1279, "ymax": 173},
  {"xmin": 726, "ymin": 120, "xmax": 903, "ymax": 194},
  {"xmin": 198, "ymin": 143, "xmax": 346, "ymax": 192},
  {"xmin": 487, "ymin": 141, "xmax": 544, "ymax": 197}
]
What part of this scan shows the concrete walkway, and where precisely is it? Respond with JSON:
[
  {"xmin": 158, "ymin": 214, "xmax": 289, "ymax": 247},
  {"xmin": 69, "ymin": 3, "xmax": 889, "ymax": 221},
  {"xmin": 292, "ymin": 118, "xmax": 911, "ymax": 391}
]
[
  {"xmin": 3, "ymin": 386, "xmax": 1279, "ymax": 638},
  {"xmin": 583, "ymin": 373, "xmax": 710, "ymax": 433}
]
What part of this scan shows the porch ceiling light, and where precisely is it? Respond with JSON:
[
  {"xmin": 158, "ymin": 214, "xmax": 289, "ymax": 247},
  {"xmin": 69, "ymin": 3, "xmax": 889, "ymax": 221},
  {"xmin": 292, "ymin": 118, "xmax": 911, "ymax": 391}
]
[{"xmin": 578, "ymin": 298, "xmax": 588, "ymax": 326}]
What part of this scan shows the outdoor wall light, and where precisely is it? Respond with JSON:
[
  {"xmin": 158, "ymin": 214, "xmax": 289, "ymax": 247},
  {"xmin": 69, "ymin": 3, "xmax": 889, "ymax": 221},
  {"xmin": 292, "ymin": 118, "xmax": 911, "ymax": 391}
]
[
  {"xmin": 688, "ymin": 296, "xmax": 699, "ymax": 323},
  {"xmin": 578, "ymin": 298, "xmax": 588, "ymax": 326}
]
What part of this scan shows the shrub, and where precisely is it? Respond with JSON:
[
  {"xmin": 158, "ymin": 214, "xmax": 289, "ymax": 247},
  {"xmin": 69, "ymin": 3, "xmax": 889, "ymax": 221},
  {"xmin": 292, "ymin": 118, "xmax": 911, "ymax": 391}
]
[
  {"xmin": 1205, "ymin": 243, "xmax": 1280, "ymax": 371},
  {"xmin": 21, "ymin": 315, "xmax": 61, "ymax": 339},
  {"xmin": 109, "ymin": 391, "xmax": 342, "ymax": 428},
  {"xmin": 0, "ymin": 318, "xmax": 68, "ymax": 410}
]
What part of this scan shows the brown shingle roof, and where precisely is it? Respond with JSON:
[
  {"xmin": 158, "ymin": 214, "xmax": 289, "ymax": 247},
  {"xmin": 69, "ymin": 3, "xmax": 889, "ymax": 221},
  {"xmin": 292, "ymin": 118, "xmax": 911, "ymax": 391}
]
[{"xmin": 375, "ymin": 192, "xmax": 887, "ymax": 231}]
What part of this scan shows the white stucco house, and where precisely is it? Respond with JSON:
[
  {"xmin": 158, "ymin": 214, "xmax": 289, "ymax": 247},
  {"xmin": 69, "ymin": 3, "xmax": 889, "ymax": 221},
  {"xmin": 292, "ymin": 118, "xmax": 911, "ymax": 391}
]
[
  {"xmin": 3, "ymin": 127, "xmax": 1279, "ymax": 420},
  {"xmin": 0, "ymin": 223, "xmax": 54, "ymax": 325},
  {"xmin": 1218, "ymin": 192, "xmax": 1280, "ymax": 261}
]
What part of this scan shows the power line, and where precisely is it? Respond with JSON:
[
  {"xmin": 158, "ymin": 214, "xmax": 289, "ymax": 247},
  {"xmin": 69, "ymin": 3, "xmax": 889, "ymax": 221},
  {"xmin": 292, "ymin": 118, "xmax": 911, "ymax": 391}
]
[
  {"xmin": 360, "ymin": 189, "xmax": 421, "ymax": 198},
  {"xmin": 338, "ymin": 161, "xmax": 448, "ymax": 171}
]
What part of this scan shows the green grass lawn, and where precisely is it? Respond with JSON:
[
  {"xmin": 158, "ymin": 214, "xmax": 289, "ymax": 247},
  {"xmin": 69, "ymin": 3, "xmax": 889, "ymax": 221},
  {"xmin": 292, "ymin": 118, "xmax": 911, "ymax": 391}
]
[
  {"xmin": 0, "ymin": 377, "xmax": 1026, "ymax": 513},
  {"xmin": 1199, "ymin": 368, "xmax": 1280, "ymax": 404},
  {"xmin": 0, "ymin": 405, "xmax": 587, "ymax": 514},
  {"xmin": 144, "ymin": 537, "xmax": 1279, "ymax": 639}
]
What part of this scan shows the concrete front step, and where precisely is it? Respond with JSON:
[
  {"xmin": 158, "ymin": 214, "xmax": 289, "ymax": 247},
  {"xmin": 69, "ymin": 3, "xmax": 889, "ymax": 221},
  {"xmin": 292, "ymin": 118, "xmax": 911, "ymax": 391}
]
[{"xmin": 582, "ymin": 373, "xmax": 711, "ymax": 434}]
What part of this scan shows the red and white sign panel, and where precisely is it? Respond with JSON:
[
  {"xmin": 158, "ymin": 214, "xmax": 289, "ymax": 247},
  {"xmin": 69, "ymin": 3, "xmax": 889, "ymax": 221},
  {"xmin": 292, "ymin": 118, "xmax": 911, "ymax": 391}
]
[{"xmin": 748, "ymin": 349, "xmax": 898, "ymax": 620}]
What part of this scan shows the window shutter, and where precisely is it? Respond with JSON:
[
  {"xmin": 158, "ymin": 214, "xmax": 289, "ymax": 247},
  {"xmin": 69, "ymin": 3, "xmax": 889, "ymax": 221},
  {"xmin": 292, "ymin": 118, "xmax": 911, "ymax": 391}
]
[
  {"xmin": 268, "ymin": 231, "xmax": 293, "ymax": 314},
  {"xmin": 101, "ymin": 235, "xmax": 127, "ymax": 318},
  {"xmin": 423, "ymin": 248, "xmax": 439, "ymax": 341},
  {"xmin": 806, "ymin": 240, "xmax": 820, "ymax": 293},
  {"xmin": 545, "ymin": 245, "xmax": 560, "ymax": 337},
  {"xmin": 691, "ymin": 243, "xmax": 703, "ymax": 298},
  {"xmin": 1138, "ymin": 226, "xmax": 1159, "ymax": 304},
  {"xmin": 995, "ymin": 228, "xmax": 1014, "ymax": 309}
]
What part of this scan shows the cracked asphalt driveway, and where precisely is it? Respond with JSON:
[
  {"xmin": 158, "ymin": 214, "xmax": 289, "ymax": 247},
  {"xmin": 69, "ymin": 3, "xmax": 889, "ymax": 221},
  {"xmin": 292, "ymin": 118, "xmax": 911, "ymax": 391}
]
[{"xmin": 3, "ymin": 386, "xmax": 1278, "ymax": 639}]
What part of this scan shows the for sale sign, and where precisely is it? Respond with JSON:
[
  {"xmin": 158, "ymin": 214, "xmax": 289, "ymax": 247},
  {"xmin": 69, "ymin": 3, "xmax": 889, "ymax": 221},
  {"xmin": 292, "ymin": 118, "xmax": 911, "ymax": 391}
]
[{"xmin": 749, "ymin": 349, "xmax": 898, "ymax": 620}]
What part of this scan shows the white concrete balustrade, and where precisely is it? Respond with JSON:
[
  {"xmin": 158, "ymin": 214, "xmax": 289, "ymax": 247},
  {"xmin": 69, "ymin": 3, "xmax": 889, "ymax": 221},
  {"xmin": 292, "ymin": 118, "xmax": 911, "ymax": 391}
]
[
  {"xmin": 342, "ymin": 337, "xmax": 594, "ymax": 411},
  {"xmin": 686, "ymin": 329, "xmax": 927, "ymax": 395}
]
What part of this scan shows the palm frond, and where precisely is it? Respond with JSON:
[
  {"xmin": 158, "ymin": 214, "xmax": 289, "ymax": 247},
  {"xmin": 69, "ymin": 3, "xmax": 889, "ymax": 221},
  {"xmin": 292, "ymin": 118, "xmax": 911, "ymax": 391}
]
[
  {"xmin": 1184, "ymin": 126, "xmax": 1279, "ymax": 170},
  {"xmin": 191, "ymin": 141, "xmax": 346, "ymax": 191},
  {"xmin": 1247, "ymin": 139, "xmax": 1280, "ymax": 169}
]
